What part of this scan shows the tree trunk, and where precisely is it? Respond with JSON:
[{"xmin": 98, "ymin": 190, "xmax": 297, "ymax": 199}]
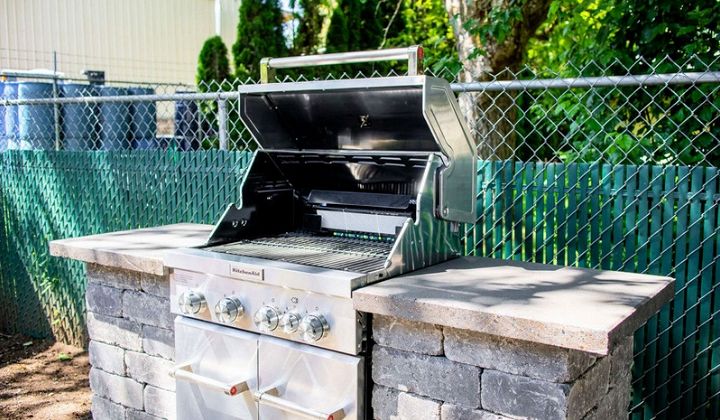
[{"xmin": 445, "ymin": 0, "xmax": 551, "ymax": 159}]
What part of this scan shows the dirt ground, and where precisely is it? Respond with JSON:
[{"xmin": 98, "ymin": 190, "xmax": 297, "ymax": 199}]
[{"xmin": 0, "ymin": 334, "xmax": 90, "ymax": 419}]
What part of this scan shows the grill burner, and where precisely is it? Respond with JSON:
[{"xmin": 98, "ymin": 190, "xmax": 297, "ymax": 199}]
[{"xmin": 206, "ymin": 233, "xmax": 393, "ymax": 273}]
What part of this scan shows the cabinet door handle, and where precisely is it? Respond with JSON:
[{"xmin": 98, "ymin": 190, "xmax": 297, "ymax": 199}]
[
  {"xmin": 253, "ymin": 387, "xmax": 345, "ymax": 420},
  {"xmin": 170, "ymin": 362, "xmax": 249, "ymax": 396}
]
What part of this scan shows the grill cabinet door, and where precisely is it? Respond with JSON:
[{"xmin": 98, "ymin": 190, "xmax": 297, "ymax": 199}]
[
  {"xmin": 257, "ymin": 335, "xmax": 364, "ymax": 420},
  {"xmin": 175, "ymin": 317, "xmax": 259, "ymax": 419}
]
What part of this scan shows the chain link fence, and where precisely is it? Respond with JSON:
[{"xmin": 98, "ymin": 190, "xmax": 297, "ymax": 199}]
[{"xmin": 1, "ymin": 56, "xmax": 719, "ymax": 419}]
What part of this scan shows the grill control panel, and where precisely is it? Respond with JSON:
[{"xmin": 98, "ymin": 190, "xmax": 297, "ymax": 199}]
[{"xmin": 170, "ymin": 269, "xmax": 361, "ymax": 354}]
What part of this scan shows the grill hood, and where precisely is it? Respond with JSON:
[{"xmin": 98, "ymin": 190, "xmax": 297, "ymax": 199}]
[{"xmin": 238, "ymin": 76, "xmax": 477, "ymax": 224}]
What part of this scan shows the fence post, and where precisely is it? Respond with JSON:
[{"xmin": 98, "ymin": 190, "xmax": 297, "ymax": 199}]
[
  {"xmin": 52, "ymin": 51, "xmax": 61, "ymax": 150},
  {"xmin": 218, "ymin": 98, "xmax": 228, "ymax": 150}
]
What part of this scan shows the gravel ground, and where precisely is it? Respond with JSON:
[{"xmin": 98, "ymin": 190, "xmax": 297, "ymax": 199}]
[{"xmin": 0, "ymin": 334, "xmax": 90, "ymax": 419}]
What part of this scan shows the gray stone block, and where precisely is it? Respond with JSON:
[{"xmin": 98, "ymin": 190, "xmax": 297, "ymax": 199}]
[
  {"xmin": 86, "ymin": 283, "xmax": 123, "ymax": 317},
  {"xmin": 583, "ymin": 386, "xmax": 630, "ymax": 420},
  {"xmin": 91, "ymin": 395, "xmax": 125, "ymax": 420},
  {"xmin": 141, "ymin": 272, "xmax": 170, "ymax": 298},
  {"xmin": 481, "ymin": 370, "xmax": 570, "ymax": 420},
  {"xmin": 87, "ymin": 263, "xmax": 141, "ymax": 290},
  {"xmin": 89, "ymin": 367, "xmax": 144, "ymax": 410},
  {"xmin": 372, "ymin": 385, "xmax": 400, "ymax": 420},
  {"xmin": 126, "ymin": 351, "xmax": 175, "ymax": 391},
  {"xmin": 126, "ymin": 409, "xmax": 163, "ymax": 420},
  {"xmin": 123, "ymin": 291, "xmax": 174, "ymax": 330},
  {"xmin": 372, "ymin": 346, "xmax": 481, "ymax": 407},
  {"xmin": 144, "ymin": 385, "xmax": 176, "ymax": 420},
  {"xmin": 142, "ymin": 325, "xmax": 175, "ymax": 360},
  {"xmin": 441, "ymin": 404, "xmax": 514, "ymax": 420},
  {"xmin": 395, "ymin": 392, "xmax": 441, "ymax": 420},
  {"xmin": 88, "ymin": 340, "xmax": 125, "ymax": 375},
  {"xmin": 444, "ymin": 327, "xmax": 596, "ymax": 382},
  {"xmin": 87, "ymin": 312, "xmax": 142, "ymax": 351},
  {"xmin": 567, "ymin": 356, "xmax": 610, "ymax": 419},
  {"xmin": 373, "ymin": 316, "xmax": 443, "ymax": 356},
  {"xmin": 482, "ymin": 357, "xmax": 609, "ymax": 420}
]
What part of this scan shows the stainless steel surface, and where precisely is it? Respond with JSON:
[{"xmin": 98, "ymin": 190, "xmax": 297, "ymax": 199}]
[
  {"xmin": 174, "ymin": 317, "xmax": 363, "ymax": 420},
  {"xmin": 165, "ymin": 248, "xmax": 371, "ymax": 299},
  {"xmin": 170, "ymin": 269, "xmax": 364, "ymax": 354},
  {"xmin": 257, "ymin": 335, "xmax": 363, "ymax": 420},
  {"xmin": 260, "ymin": 45, "xmax": 422, "ymax": 83},
  {"xmin": 178, "ymin": 290, "xmax": 206, "ymax": 315},
  {"xmin": 206, "ymin": 233, "xmax": 393, "ymax": 274},
  {"xmin": 254, "ymin": 305, "xmax": 280, "ymax": 332},
  {"xmin": 214, "ymin": 296, "xmax": 244, "ymax": 324},
  {"xmin": 171, "ymin": 361, "xmax": 249, "ymax": 396},
  {"xmin": 254, "ymin": 388, "xmax": 345, "ymax": 420},
  {"xmin": 175, "ymin": 317, "xmax": 259, "ymax": 420},
  {"xmin": 299, "ymin": 314, "xmax": 329, "ymax": 343},
  {"xmin": 237, "ymin": 75, "xmax": 477, "ymax": 224},
  {"xmin": 315, "ymin": 210, "xmax": 407, "ymax": 236},
  {"xmin": 280, "ymin": 311, "xmax": 301, "ymax": 334}
]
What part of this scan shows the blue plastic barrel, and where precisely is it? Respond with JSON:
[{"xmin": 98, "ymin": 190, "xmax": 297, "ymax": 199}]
[
  {"xmin": 98, "ymin": 86, "xmax": 130, "ymax": 150},
  {"xmin": 0, "ymin": 81, "xmax": 5, "ymax": 151},
  {"xmin": 174, "ymin": 92, "xmax": 199, "ymax": 150},
  {"xmin": 16, "ymin": 82, "xmax": 55, "ymax": 150},
  {"xmin": 3, "ymin": 82, "xmax": 19, "ymax": 150},
  {"xmin": 61, "ymin": 83, "xmax": 96, "ymax": 150},
  {"xmin": 128, "ymin": 86, "xmax": 158, "ymax": 149}
]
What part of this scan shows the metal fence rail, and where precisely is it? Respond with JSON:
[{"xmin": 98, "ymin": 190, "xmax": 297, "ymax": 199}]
[{"xmin": 0, "ymin": 56, "xmax": 718, "ymax": 419}]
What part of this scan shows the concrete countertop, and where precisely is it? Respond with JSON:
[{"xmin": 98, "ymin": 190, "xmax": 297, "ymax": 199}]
[
  {"xmin": 49, "ymin": 223, "xmax": 213, "ymax": 275},
  {"xmin": 353, "ymin": 257, "xmax": 674, "ymax": 355}
]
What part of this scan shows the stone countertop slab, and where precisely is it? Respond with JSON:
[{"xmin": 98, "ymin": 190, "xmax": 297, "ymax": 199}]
[
  {"xmin": 49, "ymin": 223, "xmax": 213, "ymax": 275},
  {"xmin": 353, "ymin": 257, "xmax": 674, "ymax": 355}
]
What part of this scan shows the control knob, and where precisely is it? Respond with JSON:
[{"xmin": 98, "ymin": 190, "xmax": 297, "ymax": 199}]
[
  {"xmin": 215, "ymin": 297, "xmax": 245, "ymax": 323},
  {"xmin": 253, "ymin": 305, "xmax": 280, "ymax": 332},
  {"xmin": 178, "ymin": 290, "xmax": 206, "ymax": 315},
  {"xmin": 279, "ymin": 311, "xmax": 301, "ymax": 334},
  {"xmin": 299, "ymin": 313, "xmax": 329, "ymax": 342}
]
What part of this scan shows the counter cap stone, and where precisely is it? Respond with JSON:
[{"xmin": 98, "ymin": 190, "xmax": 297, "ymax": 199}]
[
  {"xmin": 354, "ymin": 257, "xmax": 674, "ymax": 355},
  {"xmin": 49, "ymin": 223, "xmax": 212, "ymax": 275}
]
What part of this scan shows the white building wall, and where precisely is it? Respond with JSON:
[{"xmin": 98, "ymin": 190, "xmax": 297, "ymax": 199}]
[{"xmin": 0, "ymin": 0, "xmax": 240, "ymax": 84}]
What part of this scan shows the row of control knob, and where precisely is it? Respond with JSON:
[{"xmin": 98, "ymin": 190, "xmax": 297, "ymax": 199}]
[{"xmin": 177, "ymin": 291, "xmax": 329, "ymax": 342}]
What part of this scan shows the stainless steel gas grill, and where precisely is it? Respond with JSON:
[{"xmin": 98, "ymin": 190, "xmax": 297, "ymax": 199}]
[{"xmin": 164, "ymin": 46, "xmax": 476, "ymax": 420}]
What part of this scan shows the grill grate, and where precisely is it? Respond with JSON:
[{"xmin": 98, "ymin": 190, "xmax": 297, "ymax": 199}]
[{"xmin": 206, "ymin": 233, "xmax": 393, "ymax": 273}]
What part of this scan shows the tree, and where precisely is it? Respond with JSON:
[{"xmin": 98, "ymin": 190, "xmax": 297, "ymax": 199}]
[
  {"xmin": 232, "ymin": 0, "xmax": 287, "ymax": 81},
  {"xmin": 197, "ymin": 36, "xmax": 231, "ymax": 90},
  {"xmin": 444, "ymin": 0, "xmax": 553, "ymax": 159}
]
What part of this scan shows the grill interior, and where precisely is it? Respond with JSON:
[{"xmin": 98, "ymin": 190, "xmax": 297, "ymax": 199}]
[{"xmin": 206, "ymin": 233, "xmax": 393, "ymax": 273}]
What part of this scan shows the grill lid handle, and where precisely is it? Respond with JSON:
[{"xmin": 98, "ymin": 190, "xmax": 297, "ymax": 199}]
[{"xmin": 260, "ymin": 45, "xmax": 423, "ymax": 83}]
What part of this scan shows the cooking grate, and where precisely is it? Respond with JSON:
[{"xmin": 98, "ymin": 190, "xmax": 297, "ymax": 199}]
[{"xmin": 206, "ymin": 233, "xmax": 393, "ymax": 273}]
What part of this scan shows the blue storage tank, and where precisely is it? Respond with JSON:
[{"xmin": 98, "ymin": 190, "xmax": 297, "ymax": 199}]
[
  {"xmin": 98, "ymin": 86, "xmax": 130, "ymax": 150},
  {"xmin": 0, "ymin": 81, "xmax": 5, "ymax": 151},
  {"xmin": 174, "ymin": 91, "xmax": 199, "ymax": 150},
  {"xmin": 61, "ymin": 83, "xmax": 96, "ymax": 150},
  {"xmin": 128, "ymin": 86, "xmax": 158, "ymax": 149},
  {"xmin": 17, "ymin": 82, "xmax": 55, "ymax": 150},
  {"xmin": 3, "ymin": 82, "xmax": 19, "ymax": 150}
]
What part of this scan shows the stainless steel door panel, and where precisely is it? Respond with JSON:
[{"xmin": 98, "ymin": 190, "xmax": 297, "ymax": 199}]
[
  {"xmin": 175, "ymin": 317, "xmax": 259, "ymax": 420},
  {"xmin": 257, "ymin": 336, "xmax": 363, "ymax": 420}
]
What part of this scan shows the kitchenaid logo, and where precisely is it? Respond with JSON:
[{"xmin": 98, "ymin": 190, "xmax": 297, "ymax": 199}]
[{"xmin": 229, "ymin": 264, "xmax": 264, "ymax": 281}]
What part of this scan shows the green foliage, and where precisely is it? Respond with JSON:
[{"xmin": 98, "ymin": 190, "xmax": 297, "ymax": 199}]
[
  {"xmin": 232, "ymin": 0, "xmax": 287, "ymax": 80},
  {"xmin": 518, "ymin": 0, "xmax": 720, "ymax": 166},
  {"xmin": 389, "ymin": 0, "xmax": 459, "ymax": 76},
  {"xmin": 197, "ymin": 36, "xmax": 231, "ymax": 90}
]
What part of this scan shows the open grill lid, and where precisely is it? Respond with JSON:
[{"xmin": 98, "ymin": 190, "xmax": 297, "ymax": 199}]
[{"xmin": 236, "ymin": 47, "xmax": 478, "ymax": 224}]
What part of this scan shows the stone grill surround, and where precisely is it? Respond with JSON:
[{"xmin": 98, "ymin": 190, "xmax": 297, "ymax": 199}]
[
  {"xmin": 370, "ymin": 315, "xmax": 633, "ymax": 420},
  {"xmin": 49, "ymin": 224, "xmax": 674, "ymax": 420},
  {"xmin": 85, "ymin": 263, "xmax": 176, "ymax": 420}
]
